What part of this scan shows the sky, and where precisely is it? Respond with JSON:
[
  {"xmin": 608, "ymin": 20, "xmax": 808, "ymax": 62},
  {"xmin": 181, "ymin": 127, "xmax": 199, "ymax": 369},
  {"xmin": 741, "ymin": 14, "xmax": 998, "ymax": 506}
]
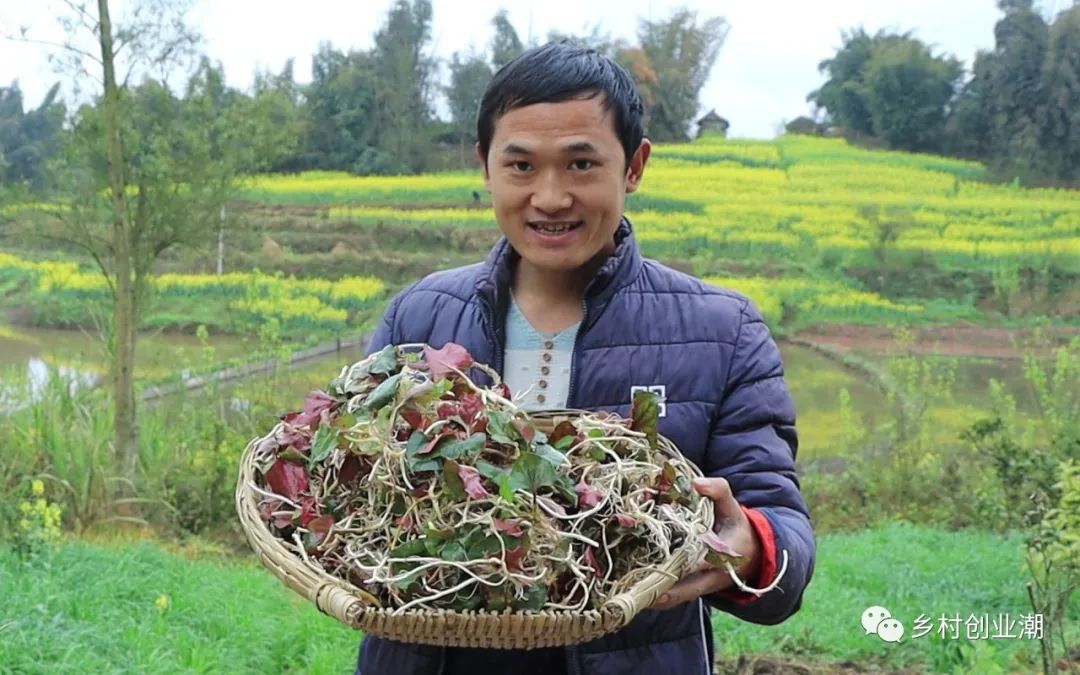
[{"xmin": 0, "ymin": 0, "xmax": 1071, "ymax": 139}]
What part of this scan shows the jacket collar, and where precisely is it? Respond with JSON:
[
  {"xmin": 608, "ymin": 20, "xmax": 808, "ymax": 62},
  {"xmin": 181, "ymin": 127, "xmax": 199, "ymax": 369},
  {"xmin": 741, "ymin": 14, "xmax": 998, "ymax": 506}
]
[{"xmin": 474, "ymin": 216, "xmax": 643, "ymax": 332}]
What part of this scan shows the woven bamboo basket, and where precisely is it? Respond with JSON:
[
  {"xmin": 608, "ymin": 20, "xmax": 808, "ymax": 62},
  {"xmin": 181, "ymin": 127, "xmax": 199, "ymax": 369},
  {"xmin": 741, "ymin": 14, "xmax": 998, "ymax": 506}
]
[{"xmin": 236, "ymin": 402, "xmax": 713, "ymax": 650}]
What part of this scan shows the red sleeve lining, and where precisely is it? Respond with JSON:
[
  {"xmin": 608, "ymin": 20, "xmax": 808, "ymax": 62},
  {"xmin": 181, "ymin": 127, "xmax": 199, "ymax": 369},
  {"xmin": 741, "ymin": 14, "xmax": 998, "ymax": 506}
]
[{"xmin": 711, "ymin": 506, "xmax": 778, "ymax": 605}]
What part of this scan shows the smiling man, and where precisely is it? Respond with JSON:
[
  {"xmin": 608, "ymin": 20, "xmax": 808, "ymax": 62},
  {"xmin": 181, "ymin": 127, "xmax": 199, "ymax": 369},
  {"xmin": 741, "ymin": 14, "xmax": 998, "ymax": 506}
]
[{"xmin": 357, "ymin": 41, "xmax": 815, "ymax": 675}]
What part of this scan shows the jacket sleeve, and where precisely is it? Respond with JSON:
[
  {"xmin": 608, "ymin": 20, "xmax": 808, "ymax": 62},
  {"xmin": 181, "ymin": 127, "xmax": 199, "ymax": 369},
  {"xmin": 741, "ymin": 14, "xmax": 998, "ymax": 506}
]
[
  {"xmin": 364, "ymin": 288, "xmax": 410, "ymax": 356},
  {"xmin": 703, "ymin": 298, "xmax": 815, "ymax": 625}
]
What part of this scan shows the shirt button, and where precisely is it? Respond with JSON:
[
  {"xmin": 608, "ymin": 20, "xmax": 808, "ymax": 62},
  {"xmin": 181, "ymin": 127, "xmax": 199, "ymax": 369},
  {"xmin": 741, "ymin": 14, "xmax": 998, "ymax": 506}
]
[
  {"xmin": 536, "ymin": 394, "xmax": 546, "ymax": 403},
  {"xmin": 538, "ymin": 380, "xmax": 548, "ymax": 389},
  {"xmin": 542, "ymin": 353, "xmax": 552, "ymax": 362},
  {"xmin": 543, "ymin": 340, "xmax": 554, "ymax": 350},
  {"xmin": 540, "ymin": 366, "xmax": 550, "ymax": 375}
]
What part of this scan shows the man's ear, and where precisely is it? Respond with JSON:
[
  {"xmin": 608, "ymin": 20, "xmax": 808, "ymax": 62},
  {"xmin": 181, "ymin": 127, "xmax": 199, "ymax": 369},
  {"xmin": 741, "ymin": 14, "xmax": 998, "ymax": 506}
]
[
  {"xmin": 475, "ymin": 142, "xmax": 492, "ymax": 191},
  {"xmin": 625, "ymin": 138, "xmax": 652, "ymax": 194}
]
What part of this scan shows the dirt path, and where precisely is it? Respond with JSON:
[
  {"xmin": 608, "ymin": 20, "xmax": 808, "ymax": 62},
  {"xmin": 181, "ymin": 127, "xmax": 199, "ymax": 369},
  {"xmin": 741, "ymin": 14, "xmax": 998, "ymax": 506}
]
[{"xmin": 791, "ymin": 324, "xmax": 1077, "ymax": 360}]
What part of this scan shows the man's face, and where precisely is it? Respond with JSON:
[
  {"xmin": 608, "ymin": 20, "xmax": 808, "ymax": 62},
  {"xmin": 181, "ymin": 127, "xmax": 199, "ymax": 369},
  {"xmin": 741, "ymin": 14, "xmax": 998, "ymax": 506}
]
[{"xmin": 478, "ymin": 95, "xmax": 650, "ymax": 276}]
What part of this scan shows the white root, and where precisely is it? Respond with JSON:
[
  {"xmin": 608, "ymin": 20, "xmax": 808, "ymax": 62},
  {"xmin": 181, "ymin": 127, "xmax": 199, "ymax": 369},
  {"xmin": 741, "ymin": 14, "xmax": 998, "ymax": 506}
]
[{"xmin": 723, "ymin": 549, "xmax": 790, "ymax": 597}]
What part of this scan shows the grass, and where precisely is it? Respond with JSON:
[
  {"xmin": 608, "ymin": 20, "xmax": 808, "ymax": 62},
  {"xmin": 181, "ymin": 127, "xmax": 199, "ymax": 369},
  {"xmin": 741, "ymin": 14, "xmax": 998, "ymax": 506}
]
[
  {"xmin": 0, "ymin": 539, "xmax": 360, "ymax": 674},
  {"xmin": 2, "ymin": 522, "xmax": 1077, "ymax": 674},
  {"xmin": 713, "ymin": 521, "xmax": 1079, "ymax": 672}
]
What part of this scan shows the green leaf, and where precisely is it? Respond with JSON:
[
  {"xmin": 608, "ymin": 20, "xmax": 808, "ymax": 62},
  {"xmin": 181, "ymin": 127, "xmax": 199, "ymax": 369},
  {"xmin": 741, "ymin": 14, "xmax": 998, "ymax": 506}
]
[
  {"xmin": 405, "ymin": 430, "xmax": 441, "ymax": 472},
  {"xmin": 486, "ymin": 410, "xmax": 517, "ymax": 445},
  {"xmin": 369, "ymin": 345, "xmax": 399, "ymax": 376},
  {"xmin": 332, "ymin": 413, "xmax": 357, "ymax": 430},
  {"xmin": 393, "ymin": 568, "xmax": 422, "ymax": 590},
  {"xmin": 486, "ymin": 587, "xmax": 510, "ymax": 612},
  {"xmin": 631, "ymin": 389, "xmax": 660, "ymax": 449},
  {"xmin": 554, "ymin": 474, "xmax": 579, "ymax": 506},
  {"xmin": 507, "ymin": 452, "xmax": 560, "ymax": 494},
  {"xmin": 548, "ymin": 420, "xmax": 577, "ymax": 449},
  {"xmin": 476, "ymin": 460, "xmax": 506, "ymax": 482},
  {"xmin": 520, "ymin": 584, "xmax": 548, "ymax": 611},
  {"xmin": 424, "ymin": 524, "xmax": 454, "ymax": 543},
  {"xmin": 498, "ymin": 474, "xmax": 516, "ymax": 503},
  {"xmin": 389, "ymin": 539, "xmax": 428, "ymax": 558},
  {"xmin": 440, "ymin": 540, "xmax": 468, "ymax": 562},
  {"xmin": 450, "ymin": 592, "xmax": 484, "ymax": 612},
  {"xmin": 363, "ymin": 372, "xmax": 403, "ymax": 411},
  {"xmin": 422, "ymin": 524, "xmax": 455, "ymax": 556},
  {"xmin": 553, "ymin": 435, "xmax": 576, "ymax": 451},
  {"xmin": 412, "ymin": 377, "xmax": 455, "ymax": 407},
  {"xmin": 406, "ymin": 430, "xmax": 429, "ymax": 456},
  {"xmin": 467, "ymin": 534, "xmax": 507, "ymax": 559},
  {"xmin": 437, "ymin": 432, "xmax": 486, "ymax": 460},
  {"xmin": 534, "ymin": 443, "xmax": 568, "ymax": 467},
  {"xmin": 410, "ymin": 459, "xmax": 441, "ymax": 472},
  {"xmin": 308, "ymin": 426, "xmax": 340, "ymax": 467},
  {"xmin": 443, "ymin": 460, "xmax": 467, "ymax": 500},
  {"xmin": 278, "ymin": 446, "xmax": 308, "ymax": 464}
]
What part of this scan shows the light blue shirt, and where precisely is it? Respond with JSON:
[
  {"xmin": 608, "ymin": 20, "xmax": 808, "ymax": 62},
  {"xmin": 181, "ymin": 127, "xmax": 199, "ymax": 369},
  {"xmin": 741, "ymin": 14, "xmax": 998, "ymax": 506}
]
[{"xmin": 502, "ymin": 295, "xmax": 580, "ymax": 411}]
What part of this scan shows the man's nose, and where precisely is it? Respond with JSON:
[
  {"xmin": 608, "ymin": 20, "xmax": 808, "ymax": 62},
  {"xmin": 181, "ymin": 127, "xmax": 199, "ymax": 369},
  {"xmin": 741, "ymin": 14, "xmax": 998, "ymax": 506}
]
[{"xmin": 530, "ymin": 172, "xmax": 573, "ymax": 213}]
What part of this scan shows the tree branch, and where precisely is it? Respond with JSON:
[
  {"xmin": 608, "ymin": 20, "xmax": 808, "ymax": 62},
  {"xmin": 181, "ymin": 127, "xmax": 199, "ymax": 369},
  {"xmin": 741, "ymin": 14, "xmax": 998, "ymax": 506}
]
[
  {"xmin": 0, "ymin": 33, "xmax": 104, "ymax": 66},
  {"xmin": 33, "ymin": 229, "xmax": 118, "ymax": 300}
]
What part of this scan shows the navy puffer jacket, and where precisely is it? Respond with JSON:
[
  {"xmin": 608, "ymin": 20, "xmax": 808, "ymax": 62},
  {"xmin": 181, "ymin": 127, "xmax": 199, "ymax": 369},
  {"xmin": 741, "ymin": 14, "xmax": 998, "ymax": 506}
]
[{"xmin": 356, "ymin": 218, "xmax": 815, "ymax": 675}]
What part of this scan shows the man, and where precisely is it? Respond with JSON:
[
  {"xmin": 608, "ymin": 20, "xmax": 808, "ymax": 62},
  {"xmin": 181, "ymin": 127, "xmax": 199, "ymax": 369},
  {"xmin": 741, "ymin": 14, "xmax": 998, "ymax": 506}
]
[{"xmin": 357, "ymin": 41, "xmax": 814, "ymax": 675}]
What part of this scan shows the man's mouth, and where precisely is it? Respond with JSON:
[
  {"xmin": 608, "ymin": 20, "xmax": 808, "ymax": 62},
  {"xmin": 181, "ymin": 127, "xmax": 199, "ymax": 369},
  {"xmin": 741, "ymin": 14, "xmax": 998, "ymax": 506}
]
[{"xmin": 528, "ymin": 221, "xmax": 584, "ymax": 234}]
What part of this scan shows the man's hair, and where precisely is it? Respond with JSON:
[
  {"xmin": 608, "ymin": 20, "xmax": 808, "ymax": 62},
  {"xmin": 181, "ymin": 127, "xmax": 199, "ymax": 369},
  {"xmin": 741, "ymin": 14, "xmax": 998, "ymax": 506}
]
[{"xmin": 477, "ymin": 41, "xmax": 646, "ymax": 169}]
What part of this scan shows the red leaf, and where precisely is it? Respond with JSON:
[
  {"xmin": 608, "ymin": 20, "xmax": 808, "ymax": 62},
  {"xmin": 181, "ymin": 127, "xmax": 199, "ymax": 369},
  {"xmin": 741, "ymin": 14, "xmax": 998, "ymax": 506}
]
[
  {"xmin": 338, "ymin": 455, "xmax": 363, "ymax": 484},
  {"xmin": 436, "ymin": 401, "xmax": 458, "ymax": 420},
  {"xmin": 584, "ymin": 546, "xmax": 605, "ymax": 577},
  {"xmin": 401, "ymin": 410, "xmax": 428, "ymax": 431},
  {"xmin": 396, "ymin": 514, "xmax": 418, "ymax": 534},
  {"xmin": 292, "ymin": 389, "xmax": 338, "ymax": 429},
  {"xmin": 259, "ymin": 498, "xmax": 293, "ymax": 529},
  {"xmin": 512, "ymin": 419, "xmax": 536, "ymax": 443},
  {"xmin": 423, "ymin": 342, "xmax": 474, "ymax": 379},
  {"xmin": 265, "ymin": 459, "xmax": 309, "ymax": 502},
  {"xmin": 700, "ymin": 531, "xmax": 742, "ymax": 558},
  {"xmin": 549, "ymin": 421, "xmax": 578, "ymax": 446},
  {"xmin": 418, "ymin": 430, "xmax": 452, "ymax": 455},
  {"xmin": 459, "ymin": 393, "xmax": 485, "ymax": 424},
  {"xmin": 494, "ymin": 519, "xmax": 524, "ymax": 537},
  {"xmin": 504, "ymin": 545, "xmax": 527, "ymax": 572},
  {"xmin": 537, "ymin": 496, "xmax": 567, "ymax": 517},
  {"xmin": 655, "ymin": 462, "xmax": 676, "ymax": 493},
  {"xmin": 307, "ymin": 515, "xmax": 334, "ymax": 539},
  {"xmin": 615, "ymin": 513, "xmax": 638, "ymax": 528},
  {"xmin": 299, "ymin": 496, "xmax": 320, "ymax": 527},
  {"xmin": 278, "ymin": 425, "xmax": 312, "ymax": 452},
  {"xmin": 458, "ymin": 464, "xmax": 491, "ymax": 500},
  {"xmin": 575, "ymin": 481, "xmax": 605, "ymax": 509}
]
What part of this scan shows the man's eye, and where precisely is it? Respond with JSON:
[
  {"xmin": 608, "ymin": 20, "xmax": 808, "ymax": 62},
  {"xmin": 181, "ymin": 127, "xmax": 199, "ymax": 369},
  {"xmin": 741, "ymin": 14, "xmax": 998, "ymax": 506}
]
[
  {"xmin": 511, "ymin": 161, "xmax": 531, "ymax": 172},
  {"xmin": 572, "ymin": 159, "xmax": 593, "ymax": 170}
]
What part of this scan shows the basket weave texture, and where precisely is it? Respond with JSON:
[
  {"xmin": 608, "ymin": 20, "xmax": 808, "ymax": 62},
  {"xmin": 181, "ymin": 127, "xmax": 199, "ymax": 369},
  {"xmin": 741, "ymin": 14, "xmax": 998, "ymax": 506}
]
[{"xmin": 236, "ymin": 407, "xmax": 714, "ymax": 650}]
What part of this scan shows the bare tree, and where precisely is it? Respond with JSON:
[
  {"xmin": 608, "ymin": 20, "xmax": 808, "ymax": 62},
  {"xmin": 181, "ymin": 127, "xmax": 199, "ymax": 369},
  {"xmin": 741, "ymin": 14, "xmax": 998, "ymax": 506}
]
[{"xmin": 7, "ymin": 1, "xmax": 203, "ymax": 485}]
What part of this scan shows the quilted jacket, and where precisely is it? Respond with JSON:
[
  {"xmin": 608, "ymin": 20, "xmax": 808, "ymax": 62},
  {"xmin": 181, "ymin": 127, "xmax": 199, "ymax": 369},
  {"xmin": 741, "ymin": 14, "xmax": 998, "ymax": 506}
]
[{"xmin": 355, "ymin": 217, "xmax": 815, "ymax": 675}]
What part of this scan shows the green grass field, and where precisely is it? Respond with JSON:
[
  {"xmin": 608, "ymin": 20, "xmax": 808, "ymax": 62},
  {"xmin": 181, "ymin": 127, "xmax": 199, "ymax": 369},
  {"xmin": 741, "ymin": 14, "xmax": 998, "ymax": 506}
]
[{"xmin": 2, "ymin": 521, "xmax": 1075, "ymax": 674}]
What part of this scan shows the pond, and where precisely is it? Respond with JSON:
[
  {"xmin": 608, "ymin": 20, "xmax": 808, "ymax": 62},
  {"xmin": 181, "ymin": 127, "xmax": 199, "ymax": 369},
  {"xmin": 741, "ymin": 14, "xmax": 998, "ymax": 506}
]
[{"xmin": 0, "ymin": 324, "xmax": 1056, "ymax": 463}]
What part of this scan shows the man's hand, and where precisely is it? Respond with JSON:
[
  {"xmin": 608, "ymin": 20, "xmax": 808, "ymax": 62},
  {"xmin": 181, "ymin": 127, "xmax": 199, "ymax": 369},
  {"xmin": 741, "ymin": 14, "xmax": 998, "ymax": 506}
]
[{"xmin": 649, "ymin": 477, "xmax": 762, "ymax": 611}]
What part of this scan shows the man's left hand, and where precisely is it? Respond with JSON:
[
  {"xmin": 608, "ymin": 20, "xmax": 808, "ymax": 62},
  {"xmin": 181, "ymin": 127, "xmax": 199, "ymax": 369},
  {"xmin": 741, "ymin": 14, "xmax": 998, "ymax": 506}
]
[{"xmin": 649, "ymin": 477, "xmax": 762, "ymax": 611}]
